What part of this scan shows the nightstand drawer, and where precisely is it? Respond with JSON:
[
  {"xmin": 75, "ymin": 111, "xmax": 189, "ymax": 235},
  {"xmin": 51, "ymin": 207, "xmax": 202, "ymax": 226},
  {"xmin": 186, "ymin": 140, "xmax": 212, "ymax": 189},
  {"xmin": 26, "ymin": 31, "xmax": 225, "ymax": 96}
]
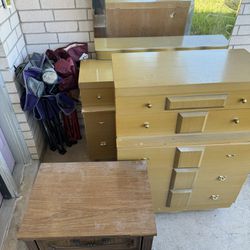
[
  {"xmin": 116, "ymin": 109, "xmax": 250, "ymax": 136},
  {"xmin": 37, "ymin": 237, "xmax": 141, "ymax": 250},
  {"xmin": 84, "ymin": 110, "xmax": 115, "ymax": 137},
  {"xmin": 80, "ymin": 88, "xmax": 114, "ymax": 106}
]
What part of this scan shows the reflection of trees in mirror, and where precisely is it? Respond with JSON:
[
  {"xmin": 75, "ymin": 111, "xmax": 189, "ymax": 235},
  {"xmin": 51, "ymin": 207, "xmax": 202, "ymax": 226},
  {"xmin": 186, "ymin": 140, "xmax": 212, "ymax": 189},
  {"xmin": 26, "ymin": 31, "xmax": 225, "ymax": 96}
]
[{"xmin": 191, "ymin": 0, "xmax": 241, "ymax": 39}]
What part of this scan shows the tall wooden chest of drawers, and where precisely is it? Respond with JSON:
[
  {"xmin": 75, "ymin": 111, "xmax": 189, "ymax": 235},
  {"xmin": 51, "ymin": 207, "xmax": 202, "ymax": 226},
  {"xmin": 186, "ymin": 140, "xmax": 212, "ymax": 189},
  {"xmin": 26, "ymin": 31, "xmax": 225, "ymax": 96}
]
[
  {"xmin": 79, "ymin": 60, "xmax": 116, "ymax": 160},
  {"xmin": 113, "ymin": 49, "xmax": 250, "ymax": 212}
]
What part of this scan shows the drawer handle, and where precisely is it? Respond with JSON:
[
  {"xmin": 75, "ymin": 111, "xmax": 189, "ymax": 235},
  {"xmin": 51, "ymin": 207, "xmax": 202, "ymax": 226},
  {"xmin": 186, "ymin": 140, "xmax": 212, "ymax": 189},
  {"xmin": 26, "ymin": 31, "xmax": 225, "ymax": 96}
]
[
  {"xmin": 143, "ymin": 122, "xmax": 150, "ymax": 128},
  {"xmin": 232, "ymin": 118, "xmax": 240, "ymax": 124},
  {"xmin": 146, "ymin": 103, "xmax": 153, "ymax": 108},
  {"xmin": 98, "ymin": 121, "xmax": 105, "ymax": 125},
  {"xmin": 100, "ymin": 141, "xmax": 107, "ymax": 146},
  {"xmin": 170, "ymin": 12, "xmax": 176, "ymax": 18},
  {"xmin": 241, "ymin": 98, "xmax": 248, "ymax": 104},
  {"xmin": 96, "ymin": 95, "xmax": 102, "ymax": 99},
  {"xmin": 217, "ymin": 176, "xmax": 227, "ymax": 182},
  {"xmin": 141, "ymin": 157, "xmax": 149, "ymax": 160},
  {"xmin": 226, "ymin": 154, "xmax": 236, "ymax": 158},
  {"xmin": 210, "ymin": 194, "xmax": 220, "ymax": 201}
]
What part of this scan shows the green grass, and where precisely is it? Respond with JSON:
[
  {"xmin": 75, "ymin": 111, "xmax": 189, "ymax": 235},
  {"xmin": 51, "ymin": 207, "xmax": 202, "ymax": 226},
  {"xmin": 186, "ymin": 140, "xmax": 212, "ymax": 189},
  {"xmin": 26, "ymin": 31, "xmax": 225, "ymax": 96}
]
[{"xmin": 191, "ymin": 0, "xmax": 240, "ymax": 39}]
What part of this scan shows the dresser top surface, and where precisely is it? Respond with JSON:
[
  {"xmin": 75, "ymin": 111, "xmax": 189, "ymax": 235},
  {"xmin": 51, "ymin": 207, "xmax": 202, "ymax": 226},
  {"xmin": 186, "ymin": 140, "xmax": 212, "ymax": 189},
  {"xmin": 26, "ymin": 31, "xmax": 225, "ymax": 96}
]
[
  {"xmin": 79, "ymin": 60, "xmax": 113, "ymax": 84},
  {"xmin": 113, "ymin": 49, "xmax": 250, "ymax": 89},
  {"xmin": 95, "ymin": 35, "xmax": 228, "ymax": 51},
  {"xmin": 18, "ymin": 161, "xmax": 156, "ymax": 240}
]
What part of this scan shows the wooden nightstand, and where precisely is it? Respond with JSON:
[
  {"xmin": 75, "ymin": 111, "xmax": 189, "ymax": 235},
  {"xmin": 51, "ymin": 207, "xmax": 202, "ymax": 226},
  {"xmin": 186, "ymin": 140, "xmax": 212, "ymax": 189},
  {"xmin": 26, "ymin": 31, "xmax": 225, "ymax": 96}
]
[{"xmin": 18, "ymin": 161, "xmax": 156, "ymax": 250}]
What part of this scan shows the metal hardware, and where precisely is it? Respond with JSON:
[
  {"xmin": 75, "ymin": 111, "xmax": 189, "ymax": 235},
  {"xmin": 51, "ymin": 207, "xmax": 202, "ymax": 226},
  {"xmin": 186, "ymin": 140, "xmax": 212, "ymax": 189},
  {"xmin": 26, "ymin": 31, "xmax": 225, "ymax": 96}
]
[
  {"xmin": 170, "ymin": 12, "xmax": 176, "ymax": 18},
  {"xmin": 143, "ymin": 122, "xmax": 150, "ymax": 128},
  {"xmin": 232, "ymin": 118, "xmax": 240, "ymax": 124},
  {"xmin": 241, "ymin": 98, "xmax": 248, "ymax": 104},
  {"xmin": 217, "ymin": 176, "xmax": 226, "ymax": 182},
  {"xmin": 96, "ymin": 95, "xmax": 102, "ymax": 99},
  {"xmin": 100, "ymin": 141, "xmax": 107, "ymax": 146},
  {"xmin": 98, "ymin": 121, "xmax": 105, "ymax": 125},
  {"xmin": 141, "ymin": 157, "xmax": 149, "ymax": 160},
  {"xmin": 146, "ymin": 103, "xmax": 152, "ymax": 108},
  {"xmin": 226, "ymin": 154, "xmax": 236, "ymax": 158},
  {"xmin": 210, "ymin": 194, "xmax": 220, "ymax": 201}
]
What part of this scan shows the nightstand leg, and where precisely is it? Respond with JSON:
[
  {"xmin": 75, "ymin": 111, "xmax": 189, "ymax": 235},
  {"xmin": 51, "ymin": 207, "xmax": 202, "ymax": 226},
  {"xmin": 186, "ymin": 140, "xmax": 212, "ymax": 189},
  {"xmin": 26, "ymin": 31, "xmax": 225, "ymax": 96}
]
[{"xmin": 141, "ymin": 236, "xmax": 154, "ymax": 250}]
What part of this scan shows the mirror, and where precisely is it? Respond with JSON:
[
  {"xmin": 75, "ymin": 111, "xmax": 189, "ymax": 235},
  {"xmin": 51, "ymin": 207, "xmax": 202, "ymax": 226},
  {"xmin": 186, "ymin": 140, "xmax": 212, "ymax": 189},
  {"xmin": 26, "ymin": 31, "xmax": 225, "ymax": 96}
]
[{"xmin": 92, "ymin": 0, "xmax": 241, "ymax": 39}]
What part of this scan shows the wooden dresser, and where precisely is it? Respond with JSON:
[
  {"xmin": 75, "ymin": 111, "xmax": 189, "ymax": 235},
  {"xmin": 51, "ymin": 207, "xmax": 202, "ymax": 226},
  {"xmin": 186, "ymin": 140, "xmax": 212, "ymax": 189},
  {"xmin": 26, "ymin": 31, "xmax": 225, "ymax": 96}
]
[
  {"xmin": 18, "ymin": 161, "xmax": 156, "ymax": 250},
  {"xmin": 105, "ymin": 0, "xmax": 191, "ymax": 37},
  {"xmin": 113, "ymin": 49, "xmax": 250, "ymax": 212},
  {"xmin": 79, "ymin": 60, "xmax": 116, "ymax": 160},
  {"xmin": 95, "ymin": 35, "xmax": 229, "ymax": 60}
]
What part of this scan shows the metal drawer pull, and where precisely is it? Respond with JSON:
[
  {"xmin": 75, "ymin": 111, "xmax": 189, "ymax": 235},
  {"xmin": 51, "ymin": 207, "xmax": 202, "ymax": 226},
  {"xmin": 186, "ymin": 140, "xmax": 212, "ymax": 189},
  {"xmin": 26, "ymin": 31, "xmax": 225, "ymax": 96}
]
[
  {"xmin": 98, "ymin": 121, "xmax": 105, "ymax": 125},
  {"xmin": 241, "ymin": 98, "xmax": 247, "ymax": 104},
  {"xmin": 146, "ymin": 103, "xmax": 153, "ymax": 108},
  {"xmin": 96, "ymin": 95, "xmax": 102, "ymax": 99},
  {"xmin": 143, "ymin": 122, "xmax": 150, "ymax": 128},
  {"xmin": 226, "ymin": 154, "xmax": 236, "ymax": 158},
  {"xmin": 232, "ymin": 118, "xmax": 240, "ymax": 124},
  {"xmin": 210, "ymin": 194, "xmax": 220, "ymax": 201},
  {"xmin": 170, "ymin": 12, "xmax": 176, "ymax": 18},
  {"xmin": 217, "ymin": 176, "xmax": 227, "ymax": 182},
  {"xmin": 141, "ymin": 157, "xmax": 149, "ymax": 160},
  {"xmin": 100, "ymin": 141, "xmax": 107, "ymax": 146}
]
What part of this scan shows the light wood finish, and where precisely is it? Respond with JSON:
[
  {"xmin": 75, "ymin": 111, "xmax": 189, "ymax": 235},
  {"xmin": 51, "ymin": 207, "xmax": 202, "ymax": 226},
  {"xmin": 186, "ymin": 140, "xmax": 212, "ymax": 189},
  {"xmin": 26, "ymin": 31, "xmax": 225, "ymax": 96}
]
[
  {"xmin": 166, "ymin": 94, "xmax": 227, "ymax": 110},
  {"xmin": 112, "ymin": 50, "xmax": 250, "ymax": 95},
  {"xmin": 95, "ymin": 35, "xmax": 229, "ymax": 60},
  {"xmin": 176, "ymin": 112, "xmax": 208, "ymax": 133},
  {"xmin": 79, "ymin": 60, "xmax": 116, "ymax": 160},
  {"xmin": 116, "ymin": 108, "xmax": 250, "ymax": 137},
  {"xmin": 80, "ymin": 87, "xmax": 115, "ymax": 106},
  {"xmin": 118, "ymin": 142, "xmax": 250, "ymax": 212},
  {"xmin": 174, "ymin": 147, "xmax": 204, "ymax": 168},
  {"xmin": 83, "ymin": 107, "xmax": 116, "ymax": 161},
  {"xmin": 18, "ymin": 162, "xmax": 156, "ymax": 249},
  {"xmin": 170, "ymin": 168, "xmax": 197, "ymax": 189},
  {"xmin": 79, "ymin": 60, "xmax": 113, "ymax": 87},
  {"xmin": 166, "ymin": 190, "xmax": 192, "ymax": 208},
  {"xmin": 105, "ymin": 0, "xmax": 190, "ymax": 37},
  {"xmin": 115, "ymin": 91, "xmax": 250, "ymax": 115}
]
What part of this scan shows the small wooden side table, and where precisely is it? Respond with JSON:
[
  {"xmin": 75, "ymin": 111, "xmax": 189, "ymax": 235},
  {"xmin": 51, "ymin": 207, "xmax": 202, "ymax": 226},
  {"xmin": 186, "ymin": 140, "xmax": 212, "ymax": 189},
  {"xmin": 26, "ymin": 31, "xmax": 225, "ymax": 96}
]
[{"xmin": 18, "ymin": 161, "xmax": 156, "ymax": 250}]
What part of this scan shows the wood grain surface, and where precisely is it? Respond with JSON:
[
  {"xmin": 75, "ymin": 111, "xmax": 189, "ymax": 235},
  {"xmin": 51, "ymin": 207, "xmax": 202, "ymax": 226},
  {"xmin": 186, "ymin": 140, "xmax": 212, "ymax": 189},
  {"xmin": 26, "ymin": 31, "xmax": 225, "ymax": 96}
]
[
  {"xmin": 18, "ymin": 161, "xmax": 156, "ymax": 241},
  {"xmin": 112, "ymin": 50, "xmax": 250, "ymax": 92}
]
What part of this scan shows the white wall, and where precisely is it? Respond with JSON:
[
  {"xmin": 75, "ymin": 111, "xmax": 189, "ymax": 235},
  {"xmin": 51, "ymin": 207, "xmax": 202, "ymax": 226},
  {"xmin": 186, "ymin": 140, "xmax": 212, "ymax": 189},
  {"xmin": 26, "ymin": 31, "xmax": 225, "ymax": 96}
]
[
  {"xmin": 15, "ymin": 0, "xmax": 95, "ymax": 57},
  {"xmin": 230, "ymin": 0, "xmax": 250, "ymax": 51},
  {"xmin": 0, "ymin": 2, "xmax": 44, "ymax": 160}
]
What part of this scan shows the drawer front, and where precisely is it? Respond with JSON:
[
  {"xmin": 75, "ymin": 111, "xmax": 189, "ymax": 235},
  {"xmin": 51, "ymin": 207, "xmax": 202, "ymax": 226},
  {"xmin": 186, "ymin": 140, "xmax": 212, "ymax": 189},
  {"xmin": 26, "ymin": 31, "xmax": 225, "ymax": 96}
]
[
  {"xmin": 166, "ymin": 190, "xmax": 192, "ymax": 209},
  {"xmin": 188, "ymin": 185, "xmax": 245, "ymax": 209},
  {"xmin": 116, "ymin": 109, "xmax": 250, "ymax": 136},
  {"xmin": 86, "ymin": 136, "xmax": 117, "ymax": 161},
  {"xmin": 166, "ymin": 94, "xmax": 227, "ymax": 110},
  {"xmin": 80, "ymin": 88, "xmax": 114, "ymax": 106},
  {"xmin": 37, "ymin": 237, "xmax": 141, "ymax": 250},
  {"xmin": 84, "ymin": 111, "xmax": 115, "ymax": 137},
  {"xmin": 116, "ymin": 92, "xmax": 250, "ymax": 115},
  {"xmin": 169, "ymin": 169, "xmax": 197, "ymax": 189}
]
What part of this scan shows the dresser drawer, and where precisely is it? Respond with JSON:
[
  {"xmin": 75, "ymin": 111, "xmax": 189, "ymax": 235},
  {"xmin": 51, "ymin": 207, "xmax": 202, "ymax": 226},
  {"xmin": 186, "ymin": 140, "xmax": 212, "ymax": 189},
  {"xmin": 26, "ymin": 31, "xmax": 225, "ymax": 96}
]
[
  {"xmin": 188, "ymin": 185, "xmax": 245, "ymax": 209},
  {"xmin": 37, "ymin": 237, "xmax": 141, "ymax": 250},
  {"xmin": 84, "ymin": 110, "xmax": 115, "ymax": 137},
  {"xmin": 116, "ymin": 108, "xmax": 250, "ymax": 136},
  {"xmin": 116, "ymin": 91, "xmax": 250, "ymax": 115},
  {"xmin": 80, "ymin": 88, "xmax": 114, "ymax": 106}
]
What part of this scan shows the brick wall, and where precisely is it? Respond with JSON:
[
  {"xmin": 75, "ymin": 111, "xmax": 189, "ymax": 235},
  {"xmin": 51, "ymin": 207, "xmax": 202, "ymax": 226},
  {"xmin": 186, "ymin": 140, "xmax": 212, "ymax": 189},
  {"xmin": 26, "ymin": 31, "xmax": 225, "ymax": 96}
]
[
  {"xmin": 230, "ymin": 0, "xmax": 250, "ymax": 51},
  {"xmin": 0, "ymin": 2, "xmax": 44, "ymax": 160},
  {"xmin": 15, "ymin": 0, "xmax": 95, "ymax": 56}
]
